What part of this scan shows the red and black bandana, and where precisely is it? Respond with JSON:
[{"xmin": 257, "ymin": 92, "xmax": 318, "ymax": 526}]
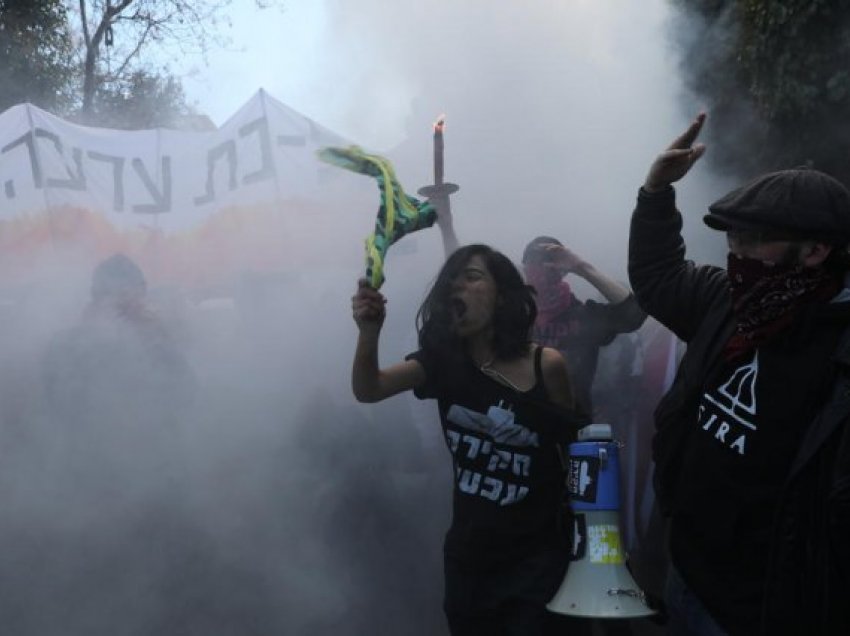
[{"xmin": 724, "ymin": 252, "xmax": 842, "ymax": 360}]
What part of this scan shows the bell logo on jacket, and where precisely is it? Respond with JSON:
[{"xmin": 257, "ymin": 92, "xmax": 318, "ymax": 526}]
[{"xmin": 697, "ymin": 353, "xmax": 759, "ymax": 456}]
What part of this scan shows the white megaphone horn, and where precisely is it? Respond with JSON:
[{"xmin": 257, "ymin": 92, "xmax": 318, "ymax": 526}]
[{"xmin": 547, "ymin": 423, "xmax": 656, "ymax": 619}]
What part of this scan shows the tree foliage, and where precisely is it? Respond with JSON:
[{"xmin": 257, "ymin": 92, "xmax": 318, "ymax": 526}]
[
  {"xmin": 0, "ymin": 1, "xmax": 281, "ymax": 128},
  {"xmin": 0, "ymin": 0, "xmax": 76, "ymax": 115},
  {"xmin": 672, "ymin": 0, "xmax": 850, "ymax": 185},
  {"xmin": 88, "ymin": 69, "xmax": 197, "ymax": 129},
  {"xmin": 74, "ymin": 0, "xmax": 232, "ymax": 120},
  {"xmin": 73, "ymin": 1, "xmax": 281, "ymax": 128}
]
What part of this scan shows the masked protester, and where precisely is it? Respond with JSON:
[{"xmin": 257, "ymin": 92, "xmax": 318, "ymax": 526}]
[
  {"xmin": 36, "ymin": 254, "xmax": 198, "ymax": 632},
  {"xmin": 351, "ymin": 244, "xmax": 590, "ymax": 635},
  {"xmin": 44, "ymin": 253, "xmax": 195, "ymax": 455},
  {"xmin": 521, "ymin": 237, "xmax": 646, "ymax": 417},
  {"xmin": 629, "ymin": 113, "xmax": 850, "ymax": 635}
]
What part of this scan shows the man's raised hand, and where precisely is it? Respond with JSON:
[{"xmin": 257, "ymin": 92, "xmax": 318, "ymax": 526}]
[{"xmin": 644, "ymin": 113, "xmax": 707, "ymax": 192}]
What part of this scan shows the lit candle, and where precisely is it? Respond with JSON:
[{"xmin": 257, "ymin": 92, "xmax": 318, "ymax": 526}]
[
  {"xmin": 433, "ymin": 114, "xmax": 446, "ymax": 186},
  {"xmin": 418, "ymin": 113, "xmax": 459, "ymax": 205}
]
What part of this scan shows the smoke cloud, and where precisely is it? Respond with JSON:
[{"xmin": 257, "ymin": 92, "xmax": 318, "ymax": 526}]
[{"xmin": 0, "ymin": 1, "xmax": 738, "ymax": 634}]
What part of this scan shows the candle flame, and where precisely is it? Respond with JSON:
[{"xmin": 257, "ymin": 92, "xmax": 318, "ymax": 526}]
[{"xmin": 433, "ymin": 114, "xmax": 446, "ymax": 134}]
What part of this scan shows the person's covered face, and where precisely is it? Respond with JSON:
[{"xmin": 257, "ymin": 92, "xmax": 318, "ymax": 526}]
[
  {"xmin": 522, "ymin": 244, "xmax": 564, "ymax": 292},
  {"xmin": 449, "ymin": 254, "xmax": 499, "ymax": 338},
  {"xmin": 725, "ymin": 229, "xmax": 839, "ymax": 313}
]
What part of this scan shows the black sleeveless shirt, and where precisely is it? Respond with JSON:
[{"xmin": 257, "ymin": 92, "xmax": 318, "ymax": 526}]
[{"xmin": 407, "ymin": 346, "xmax": 576, "ymax": 562}]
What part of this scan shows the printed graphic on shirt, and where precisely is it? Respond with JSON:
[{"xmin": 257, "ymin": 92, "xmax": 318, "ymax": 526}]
[
  {"xmin": 445, "ymin": 402, "xmax": 539, "ymax": 507},
  {"xmin": 696, "ymin": 352, "xmax": 758, "ymax": 456}
]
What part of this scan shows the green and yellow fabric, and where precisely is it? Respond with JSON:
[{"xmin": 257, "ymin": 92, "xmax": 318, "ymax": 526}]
[{"xmin": 318, "ymin": 146, "xmax": 436, "ymax": 288}]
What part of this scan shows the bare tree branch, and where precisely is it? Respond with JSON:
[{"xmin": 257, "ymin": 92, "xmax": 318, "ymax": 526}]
[
  {"xmin": 110, "ymin": 20, "xmax": 157, "ymax": 79},
  {"xmin": 79, "ymin": 0, "xmax": 91, "ymax": 48},
  {"xmin": 76, "ymin": 0, "xmax": 283, "ymax": 121}
]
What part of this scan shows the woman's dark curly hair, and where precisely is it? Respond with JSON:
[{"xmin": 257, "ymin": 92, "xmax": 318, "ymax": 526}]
[{"xmin": 416, "ymin": 244, "xmax": 537, "ymax": 362}]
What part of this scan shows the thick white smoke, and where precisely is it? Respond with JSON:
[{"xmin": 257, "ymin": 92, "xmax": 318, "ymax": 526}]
[{"xmin": 1, "ymin": 2, "xmax": 738, "ymax": 633}]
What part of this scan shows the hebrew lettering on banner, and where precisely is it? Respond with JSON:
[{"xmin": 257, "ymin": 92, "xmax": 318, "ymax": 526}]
[
  {"xmin": 0, "ymin": 90, "xmax": 353, "ymax": 288},
  {"xmin": 0, "ymin": 92, "xmax": 346, "ymax": 228}
]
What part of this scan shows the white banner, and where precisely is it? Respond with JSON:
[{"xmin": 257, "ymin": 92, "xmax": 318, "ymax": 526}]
[
  {"xmin": 0, "ymin": 90, "xmax": 381, "ymax": 289},
  {"xmin": 0, "ymin": 89, "xmax": 348, "ymax": 232}
]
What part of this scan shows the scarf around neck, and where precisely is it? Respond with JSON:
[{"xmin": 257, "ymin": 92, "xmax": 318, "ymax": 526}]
[{"xmin": 526, "ymin": 264, "xmax": 574, "ymax": 328}]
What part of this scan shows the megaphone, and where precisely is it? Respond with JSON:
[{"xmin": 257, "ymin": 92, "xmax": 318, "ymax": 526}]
[{"xmin": 547, "ymin": 424, "xmax": 655, "ymax": 619}]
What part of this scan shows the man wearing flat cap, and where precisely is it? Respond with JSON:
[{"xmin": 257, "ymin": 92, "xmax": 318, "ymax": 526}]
[{"xmin": 629, "ymin": 113, "xmax": 850, "ymax": 635}]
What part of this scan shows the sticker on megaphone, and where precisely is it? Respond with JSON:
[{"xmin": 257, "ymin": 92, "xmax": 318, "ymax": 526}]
[{"xmin": 568, "ymin": 457, "xmax": 600, "ymax": 503}]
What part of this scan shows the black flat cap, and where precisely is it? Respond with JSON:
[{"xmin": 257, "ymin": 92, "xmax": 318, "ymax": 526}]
[{"xmin": 703, "ymin": 168, "xmax": 850, "ymax": 243}]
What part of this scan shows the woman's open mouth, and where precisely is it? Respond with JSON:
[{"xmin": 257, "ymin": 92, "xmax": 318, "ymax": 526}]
[{"xmin": 451, "ymin": 298, "xmax": 467, "ymax": 319}]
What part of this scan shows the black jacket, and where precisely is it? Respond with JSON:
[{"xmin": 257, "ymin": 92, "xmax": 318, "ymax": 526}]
[
  {"xmin": 531, "ymin": 294, "xmax": 646, "ymax": 415},
  {"xmin": 628, "ymin": 186, "xmax": 850, "ymax": 635}
]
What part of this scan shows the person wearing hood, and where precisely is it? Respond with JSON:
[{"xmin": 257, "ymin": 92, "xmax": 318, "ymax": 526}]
[{"xmin": 629, "ymin": 113, "xmax": 850, "ymax": 635}]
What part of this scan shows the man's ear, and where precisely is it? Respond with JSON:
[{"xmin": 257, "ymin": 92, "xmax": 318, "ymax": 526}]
[{"xmin": 801, "ymin": 242, "xmax": 833, "ymax": 268}]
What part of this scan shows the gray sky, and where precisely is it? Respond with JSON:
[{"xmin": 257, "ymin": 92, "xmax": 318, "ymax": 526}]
[
  {"xmin": 183, "ymin": 0, "xmax": 679, "ymax": 146},
  {"xmin": 178, "ymin": 0, "xmax": 730, "ymax": 280}
]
